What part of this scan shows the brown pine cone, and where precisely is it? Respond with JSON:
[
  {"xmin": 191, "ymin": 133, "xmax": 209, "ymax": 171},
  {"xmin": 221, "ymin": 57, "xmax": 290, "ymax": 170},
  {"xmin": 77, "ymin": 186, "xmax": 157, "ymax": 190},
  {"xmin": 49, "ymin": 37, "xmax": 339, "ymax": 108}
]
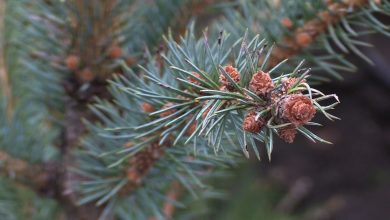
[
  {"xmin": 296, "ymin": 32, "xmax": 312, "ymax": 47},
  {"xmin": 126, "ymin": 57, "xmax": 137, "ymax": 66},
  {"xmin": 242, "ymin": 111, "xmax": 264, "ymax": 133},
  {"xmin": 249, "ymin": 70, "xmax": 274, "ymax": 96},
  {"xmin": 142, "ymin": 102, "xmax": 155, "ymax": 113},
  {"xmin": 77, "ymin": 68, "xmax": 95, "ymax": 82},
  {"xmin": 278, "ymin": 94, "xmax": 316, "ymax": 125},
  {"xmin": 65, "ymin": 55, "xmax": 80, "ymax": 71},
  {"xmin": 108, "ymin": 44, "xmax": 123, "ymax": 59},
  {"xmin": 219, "ymin": 65, "xmax": 240, "ymax": 90},
  {"xmin": 281, "ymin": 17, "xmax": 293, "ymax": 29},
  {"xmin": 278, "ymin": 125, "xmax": 297, "ymax": 143}
]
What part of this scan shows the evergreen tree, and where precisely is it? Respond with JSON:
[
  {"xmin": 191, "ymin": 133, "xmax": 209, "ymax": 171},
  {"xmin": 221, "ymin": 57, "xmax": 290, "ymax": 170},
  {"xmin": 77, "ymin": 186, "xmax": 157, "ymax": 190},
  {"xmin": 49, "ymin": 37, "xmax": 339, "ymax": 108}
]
[{"xmin": 0, "ymin": 0, "xmax": 388, "ymax": 219}]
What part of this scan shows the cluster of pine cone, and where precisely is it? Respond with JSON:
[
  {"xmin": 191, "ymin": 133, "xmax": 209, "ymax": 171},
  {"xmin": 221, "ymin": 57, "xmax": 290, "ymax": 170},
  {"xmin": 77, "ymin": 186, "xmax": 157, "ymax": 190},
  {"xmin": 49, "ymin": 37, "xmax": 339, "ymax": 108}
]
[
  {"xmin": 220, "ymin": 65, "xmax": 316, "ymax": 143},
  {"xmin": 142, "ymin": 65, "xmax": 317, "ymax": 144}
]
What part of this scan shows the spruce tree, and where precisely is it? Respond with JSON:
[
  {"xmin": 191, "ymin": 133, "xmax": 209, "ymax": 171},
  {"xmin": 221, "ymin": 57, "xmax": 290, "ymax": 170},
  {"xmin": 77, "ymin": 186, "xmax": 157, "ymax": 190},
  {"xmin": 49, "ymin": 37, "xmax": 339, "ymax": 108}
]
[{"xmin": 0, "ymin": 0, "xmax": 389, "ymax": 219}]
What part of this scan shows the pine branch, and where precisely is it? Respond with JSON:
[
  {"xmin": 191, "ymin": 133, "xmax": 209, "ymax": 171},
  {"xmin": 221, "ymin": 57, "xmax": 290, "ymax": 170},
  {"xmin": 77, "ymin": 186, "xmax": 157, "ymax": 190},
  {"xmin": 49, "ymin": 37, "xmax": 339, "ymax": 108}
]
[
  {"xmin": 0, "ymin": 1, "xmax": 224, "ymax": 218},
  {"xmin": 221, "ymin": 0, "xmax": 389, "ymax": 80},
  {"xmin": 268, "ymin": 0, "xmax": 379, "ymax": 67},
  {"xmin": 118, "ymin": 139, "xmax": 172, "ymax": 195},
  {"xmin": 73, "ymin": 27, "xmax": 339, "ymax": 219},
  {"xmin": 0, "ymin": 0, "xmax": 61, "ymax": 164},
  {"xmin": 3, "ymin": 0, "xmax": 383, "ymax": 219},
  {"xmin": 122, "ymin": 0, "xmax": 222, "ymax": 66},
  {"xmin": 66, "ymin": 0, "xmax": 136, "ymax": 81},
  {"xmin": 2, "ymin": 1, "xmax": 133, "ymax": 219}
]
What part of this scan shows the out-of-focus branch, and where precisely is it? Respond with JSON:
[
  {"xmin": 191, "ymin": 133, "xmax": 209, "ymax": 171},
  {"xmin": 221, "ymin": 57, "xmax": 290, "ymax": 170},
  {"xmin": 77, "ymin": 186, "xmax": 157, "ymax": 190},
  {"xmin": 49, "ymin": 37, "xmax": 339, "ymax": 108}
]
[
  {"xmin": 0, "ymin": 151, "xmax": 51, "ymax": 191},
  {"xmin": 174, "ymin": 0, "xmax": 222, "ymax": 37},
  {"xmin": 148, "ymin": 181, "xmax": 182, "ymax": 220},
  {"xmin": 268, "ymin": 0, "xmax": 373, "ymax": 67},
  {"xmin": 119, "ymin": 139, "xmax": 171, "ymax": 195},
  {"xmin": 0, "ymin": 0, "xmax": 13, "ymax": 117},
  {"xmin": 161, "ymin": 181, "xmax": 182, "ymax": 219}
]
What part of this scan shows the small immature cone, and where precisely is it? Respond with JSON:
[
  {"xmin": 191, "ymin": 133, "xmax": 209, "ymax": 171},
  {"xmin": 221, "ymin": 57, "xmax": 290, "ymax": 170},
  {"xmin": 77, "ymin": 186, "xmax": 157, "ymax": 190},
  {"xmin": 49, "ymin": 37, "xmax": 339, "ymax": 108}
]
[
  {"xmin": 278, "ymin": 94, "xmax": 316, "ymax": 126},
  {"xmin": 78, "ymin": 68, "xmax": 95, "ymax": 82},
  {"xmin": 160, "ymin": 103, "xmax": 176, "ymax": 117},
  {"xmin": 142, "ymin": 102, "xmax": 155, "ymax": 113},
  {"xmin": 65, "ymin": 55, "xmax": 80, "ymax": 71},
  {"xmin": 319, "ymin": 11, "xmax": 332, "ymax": 22},
  {"xmin": 278, "ymin": 125, "xmax": 297, "ymax": 143},
  {"xmin": 126, "ymin": 167, "xmax": 142, "ymax": 185},
  {"xmin": 219, "ymin": 65, "xmax": 240, "ymax": 91},
  {"xmin": 281, "ymin": 17, "xmax": 293, "ymax": 29},
  {"xmin": 296, "ymin": 32, "xmax": 312, "ymax": 47},
  {"xmin": 242, "ymin": 111, "xmax": 264, "ymax": 133},
  {"xmin": 126, "ymin": 57, "xmax": 137, "ymax": 66},
  {"xmin": 249, "ymin": 70, "xmax": 274, "ymax": 96},
  {"xmin": 108, "ymin": 44, "xmax": 123, "ymax": 59}
]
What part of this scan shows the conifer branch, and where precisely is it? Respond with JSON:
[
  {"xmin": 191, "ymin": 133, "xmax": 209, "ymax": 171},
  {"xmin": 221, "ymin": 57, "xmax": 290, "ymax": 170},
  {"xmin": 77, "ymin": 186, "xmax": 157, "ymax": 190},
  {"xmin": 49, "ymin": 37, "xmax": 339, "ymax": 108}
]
[
  {"xmin": 3, "ymin": 0, "xmax": 388, "ymax": 218},
  {"xmin": 222, "ymin": 0, "xmax": 390, "ymax": 80},
  {"xmin": 119, "ymin": 139, "xmax": 172, "ymax": 195},
  {"xmin": 0, "ymin": 151, "xmax": 54, "ymax": 193},
  {"xmin": 268, "ymin": 0, "xmax": 378, "ymax": 67},
  {"xmin": 74, "ymin": 28, "xmax": 339, "ymax": 219}
]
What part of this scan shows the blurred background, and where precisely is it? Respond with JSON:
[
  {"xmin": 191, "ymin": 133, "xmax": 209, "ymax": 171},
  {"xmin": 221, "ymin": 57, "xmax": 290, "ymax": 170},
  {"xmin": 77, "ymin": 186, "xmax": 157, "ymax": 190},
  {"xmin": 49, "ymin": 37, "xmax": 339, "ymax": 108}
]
[{"xmin": 1, "ymin": 1, "xmax": 390, "ymax": 219}]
